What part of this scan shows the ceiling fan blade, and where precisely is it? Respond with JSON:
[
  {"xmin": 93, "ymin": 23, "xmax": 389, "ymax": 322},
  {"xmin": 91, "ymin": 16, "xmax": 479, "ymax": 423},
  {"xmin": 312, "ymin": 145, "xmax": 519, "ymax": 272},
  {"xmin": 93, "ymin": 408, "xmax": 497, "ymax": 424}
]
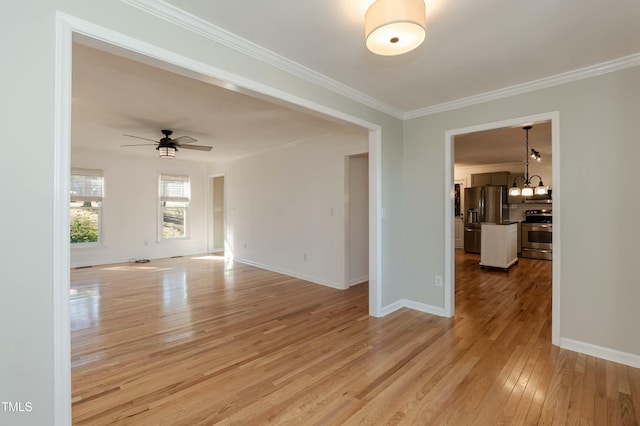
[
  {"xmin": 123, "ymin": 134, "xmax": 160, "ymax": 143},
  {"xmin": 120, "ymin": 143, "xmax": 158, "ymax": 147},
  {"xmin": 179, "ymin": 144, "xmax": 212, "ymax": 151},
  {"xmin": 173, "ymin": 135, "xmax": 198, "ymax": 145}
]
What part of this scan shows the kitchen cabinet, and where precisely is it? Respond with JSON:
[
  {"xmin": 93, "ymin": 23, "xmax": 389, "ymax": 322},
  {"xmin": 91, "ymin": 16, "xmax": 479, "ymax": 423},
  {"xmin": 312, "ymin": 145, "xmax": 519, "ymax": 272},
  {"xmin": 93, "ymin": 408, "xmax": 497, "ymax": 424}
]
[
  {"xmin": 480, "ymin": 222, "xmax": 518, "ymax": 271},
  {"xmin": 471, "ymin": 171, "xmax": 510, "ymax": 187},
  {"xmin": 471, "ymin": 173, "xmax": 491, "ymax": 186}
]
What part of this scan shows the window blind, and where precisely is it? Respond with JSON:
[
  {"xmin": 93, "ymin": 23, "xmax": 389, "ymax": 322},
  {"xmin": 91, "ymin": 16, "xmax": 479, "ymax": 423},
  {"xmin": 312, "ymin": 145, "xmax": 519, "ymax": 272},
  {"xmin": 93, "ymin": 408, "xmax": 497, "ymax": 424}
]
[
  {"xmin": 160, "ymin": 174, "xmax": 190, "ymax": 203},
  {"xmin": 70, "ymin": 168, "xmax": 104, "ymax": 202}
]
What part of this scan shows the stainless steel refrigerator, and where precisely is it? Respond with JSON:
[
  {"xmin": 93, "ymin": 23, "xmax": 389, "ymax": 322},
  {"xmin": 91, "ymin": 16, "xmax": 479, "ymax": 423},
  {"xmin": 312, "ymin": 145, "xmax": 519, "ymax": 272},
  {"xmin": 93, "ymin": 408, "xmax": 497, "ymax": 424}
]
[{"xmin": 463, "ymin": 186, "xmax": 509, "ymax": 253}]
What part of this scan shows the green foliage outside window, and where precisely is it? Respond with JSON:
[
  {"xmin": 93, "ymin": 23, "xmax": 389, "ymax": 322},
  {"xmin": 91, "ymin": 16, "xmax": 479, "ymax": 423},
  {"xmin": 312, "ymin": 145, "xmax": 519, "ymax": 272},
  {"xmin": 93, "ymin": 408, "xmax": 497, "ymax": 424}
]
[{"xmin": 70, "ymin": 209, "xmax": 99, "ymax": 243}]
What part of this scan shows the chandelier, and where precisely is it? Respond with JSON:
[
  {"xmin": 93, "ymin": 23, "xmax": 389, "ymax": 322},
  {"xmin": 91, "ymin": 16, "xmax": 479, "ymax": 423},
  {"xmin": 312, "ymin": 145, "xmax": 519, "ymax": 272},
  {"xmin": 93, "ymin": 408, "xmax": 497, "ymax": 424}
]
[{"xmin": 508, "ymin": 126, "xmax": 548, "ymax": 197}]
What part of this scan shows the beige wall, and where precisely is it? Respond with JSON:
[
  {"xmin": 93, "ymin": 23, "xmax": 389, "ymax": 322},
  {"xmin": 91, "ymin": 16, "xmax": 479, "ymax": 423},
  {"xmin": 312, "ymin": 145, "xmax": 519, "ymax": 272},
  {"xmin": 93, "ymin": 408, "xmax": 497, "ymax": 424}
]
[{"xmin": 403, "ymin": 65, "xmax": 640, "ymax": 358}]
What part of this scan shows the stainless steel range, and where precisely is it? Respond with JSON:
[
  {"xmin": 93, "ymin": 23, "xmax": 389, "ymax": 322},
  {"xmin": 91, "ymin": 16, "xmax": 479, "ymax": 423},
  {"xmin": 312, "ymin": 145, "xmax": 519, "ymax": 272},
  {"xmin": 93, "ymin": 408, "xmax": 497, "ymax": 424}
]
[{"xmin": 521, "ymin": 209, "xmax": 552, "ymax": 260}]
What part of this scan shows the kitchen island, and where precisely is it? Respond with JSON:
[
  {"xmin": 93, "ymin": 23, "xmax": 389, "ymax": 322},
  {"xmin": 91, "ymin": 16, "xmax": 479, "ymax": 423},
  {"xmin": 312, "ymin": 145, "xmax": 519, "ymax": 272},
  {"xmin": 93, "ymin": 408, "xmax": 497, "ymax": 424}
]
[{"xmin": 480, "ymin": 222, "xmax": 518, "ymax": 271}]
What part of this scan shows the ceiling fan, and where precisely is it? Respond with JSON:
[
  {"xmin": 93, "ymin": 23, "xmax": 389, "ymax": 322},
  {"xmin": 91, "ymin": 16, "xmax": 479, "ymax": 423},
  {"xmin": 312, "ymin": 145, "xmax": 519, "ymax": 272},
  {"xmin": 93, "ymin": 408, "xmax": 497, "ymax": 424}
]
[{"xmin": 121, "ymin": 129, "xmax": 212, "ymax": 158}]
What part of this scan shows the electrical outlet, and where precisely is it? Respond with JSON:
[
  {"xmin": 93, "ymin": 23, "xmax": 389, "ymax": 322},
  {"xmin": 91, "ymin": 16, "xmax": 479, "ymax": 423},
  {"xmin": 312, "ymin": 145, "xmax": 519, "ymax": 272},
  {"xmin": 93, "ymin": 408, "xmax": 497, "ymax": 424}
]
[
  {"xmin": 303, "ymin": 253, "xmax": 307, "ymax": 261},
  {"xmin": 435, "ymin": 275, "xmax": 443, "ymax": 287}
]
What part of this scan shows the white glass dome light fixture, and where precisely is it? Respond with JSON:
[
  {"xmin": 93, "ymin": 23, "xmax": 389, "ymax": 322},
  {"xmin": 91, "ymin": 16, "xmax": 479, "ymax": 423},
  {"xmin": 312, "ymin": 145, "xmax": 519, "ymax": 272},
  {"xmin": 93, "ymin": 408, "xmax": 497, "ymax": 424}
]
[
  {"xmin": 365, "ymin": 0, "xmax": 426, "ymax": 56},
  {"xmin": 508, "ymin": 126, "xmax": 548, "ymax": 197}
]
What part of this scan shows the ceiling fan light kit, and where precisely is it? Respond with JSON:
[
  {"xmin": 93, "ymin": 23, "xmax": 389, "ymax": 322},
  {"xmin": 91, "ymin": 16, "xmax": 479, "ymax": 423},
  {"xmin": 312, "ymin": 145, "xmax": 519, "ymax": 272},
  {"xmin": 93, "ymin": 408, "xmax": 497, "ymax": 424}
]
[
  {"xmin": 158, "ymin": 145, "xmax": 176, "ymax": 158},
  {"xmin": 365, "ymin": 0, "xmax": 426, "ymax": 56},
  {"xmin": 121, "ymin": 129, "xmax": 212, "ymax": 158}
]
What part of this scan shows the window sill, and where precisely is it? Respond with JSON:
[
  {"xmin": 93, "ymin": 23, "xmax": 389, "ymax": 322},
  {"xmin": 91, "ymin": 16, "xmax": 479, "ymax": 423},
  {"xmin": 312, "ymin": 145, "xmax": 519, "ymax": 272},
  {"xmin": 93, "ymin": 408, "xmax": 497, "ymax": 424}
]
[{"xmin": 71, "ymin": 242, "xmax": 104, "ymax": 249}]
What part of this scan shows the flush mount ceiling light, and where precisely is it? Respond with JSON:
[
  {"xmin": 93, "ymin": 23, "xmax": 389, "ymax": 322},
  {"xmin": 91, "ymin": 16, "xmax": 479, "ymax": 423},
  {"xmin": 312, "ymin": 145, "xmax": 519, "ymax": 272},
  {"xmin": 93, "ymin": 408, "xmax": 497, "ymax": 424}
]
[
  {"xmin": 365, "ymin": 0, "xmax": 426, "ymax": 56},
  {"xmin": 509, "ymin": 126, "xmax": 548, "ymax": 197}
]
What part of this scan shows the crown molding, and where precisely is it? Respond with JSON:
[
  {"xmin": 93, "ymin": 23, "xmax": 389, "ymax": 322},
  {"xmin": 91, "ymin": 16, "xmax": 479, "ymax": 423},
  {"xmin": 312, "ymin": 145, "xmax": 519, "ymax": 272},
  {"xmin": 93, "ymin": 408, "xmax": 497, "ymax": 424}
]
[
  {"xmin": 122, "ymin": 0, "xmax": 640, "ymax": 122},
  {"xmin": 404, "ymin": 52, "xmax": 640, "ymax": 120},
  {"xmin": 121, "ymin": 0, "xmax": 405, "ymax": 119}
]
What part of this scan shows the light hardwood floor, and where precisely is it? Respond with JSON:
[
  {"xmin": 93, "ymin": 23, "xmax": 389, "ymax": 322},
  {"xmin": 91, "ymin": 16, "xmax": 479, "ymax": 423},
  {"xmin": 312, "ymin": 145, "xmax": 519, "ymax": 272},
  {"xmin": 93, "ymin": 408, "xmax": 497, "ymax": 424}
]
[{"xmin": 71, "ymin": 252, "xmax": 640, "ymax": 425}]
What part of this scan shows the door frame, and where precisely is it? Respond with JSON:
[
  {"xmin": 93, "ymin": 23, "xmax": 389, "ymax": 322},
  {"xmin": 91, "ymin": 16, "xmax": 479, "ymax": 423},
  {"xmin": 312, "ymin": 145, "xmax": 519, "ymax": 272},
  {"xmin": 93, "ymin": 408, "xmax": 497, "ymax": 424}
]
[
  {"xmin": 444, "ymin": 111, "xmax": 561, "ymax": 347},
  {"xmin": 344, "ymin": 152, "xmax": 370, "ymax": 288},
  {"xmin": 453, "ymin": 178, "xmax": 465, "ymax": 249},
  {"xmin": 53, "ymin": 12, "xmax": 384, "ymax": 425}
]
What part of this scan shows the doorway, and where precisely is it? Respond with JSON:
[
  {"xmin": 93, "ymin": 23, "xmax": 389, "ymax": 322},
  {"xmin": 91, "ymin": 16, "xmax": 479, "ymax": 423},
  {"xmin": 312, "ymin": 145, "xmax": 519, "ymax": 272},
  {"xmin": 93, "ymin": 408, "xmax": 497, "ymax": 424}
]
[
  {"xmin": 454, "ymin": 179, "xmax": 465, "ymax": 249},
  {"xmin": 54, "ymin": 16, "xmax": 385, "ymax": 423},
  {"xmin": 444, "ymin": 112, "xmax": 560, "ymax": 346},
  {"xmin": 211, "ymin": 175, "xmax": 225, "ymax": 254},
  {"xmin": 345, "ymin": 153, "xmax": 369, "ymax": 287}
]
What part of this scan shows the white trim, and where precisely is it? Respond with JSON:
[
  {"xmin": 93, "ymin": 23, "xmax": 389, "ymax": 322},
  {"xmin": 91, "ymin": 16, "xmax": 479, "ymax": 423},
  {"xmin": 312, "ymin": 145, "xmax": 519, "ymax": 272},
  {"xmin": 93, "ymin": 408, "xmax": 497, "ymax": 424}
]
[
  {"xmin": 234, "ymin": 257, "xmax": 345, "ymax": 290},
  {"xmin": 349, "ymin": 276, "xmax": 369, "ymax": 287},
  {"xmin": 369, "ymin": 129, "xmax": 383, "ymax": 317},
  {"xmin": 406, "ymin": 53, "xmax": 640, "ymax": 119},
  {"xmin": 444, "ymin": 111, "xmax": 561, "ymax": 346},
  {"xmin": 444, "ymin": 127, "xmax": 455, "ymax": 318},
  {"xmin": 380, "ymin": 300, "xmax": 405, "ymax": 316},
  {"xmin": 550, "ymin": 116, "xmax": 561, "ymax": 346},
  {"xmin": 120, "ymin": 0, "xmax": 405, "ymax": 119},
  {"xmin": 54, "ymin": 13, "xmax": 384, "ymax": 422},
  {"xmin": 380, "ymin": 299, "xmax": 448, "ymax": 317},
  {"xmin": 560, "ymin": 338, "xmax": 640, "ymax": 369},
  {"xmin": 53, "ymin": 12, "xmax": 72, "ymax": 426}
]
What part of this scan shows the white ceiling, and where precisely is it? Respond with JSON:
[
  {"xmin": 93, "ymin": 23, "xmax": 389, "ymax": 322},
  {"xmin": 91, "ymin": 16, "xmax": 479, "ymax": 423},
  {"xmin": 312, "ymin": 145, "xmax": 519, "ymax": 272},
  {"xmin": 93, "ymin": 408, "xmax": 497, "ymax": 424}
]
[
  {"xmin": 72, "ymin": 0, "xmax": 639, "ymax": 165},
  {"xmin": 161, "ymin": 0, "xmax": 640, "ymax": 113},
  {"xmin": 454, "ymin": 121, "xmax": 551, "ymax": 167},
  {"xmin": 72, "ymin": 43, "xmax": 364, "ymax": 164}
]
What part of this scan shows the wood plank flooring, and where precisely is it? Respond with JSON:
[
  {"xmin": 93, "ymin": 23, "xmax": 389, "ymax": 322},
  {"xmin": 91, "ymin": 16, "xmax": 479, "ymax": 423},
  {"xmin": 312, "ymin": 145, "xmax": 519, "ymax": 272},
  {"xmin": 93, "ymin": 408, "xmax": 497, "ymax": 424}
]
[{"xmin": 70, "ymin": 252, "xmax": 640, "ymax": 425}]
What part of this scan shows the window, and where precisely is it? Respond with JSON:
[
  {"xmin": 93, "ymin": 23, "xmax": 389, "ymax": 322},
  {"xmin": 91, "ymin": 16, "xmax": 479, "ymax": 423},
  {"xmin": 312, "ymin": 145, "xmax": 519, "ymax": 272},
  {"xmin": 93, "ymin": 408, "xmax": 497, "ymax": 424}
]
[
  {"xmin": 70, "ymin": 168, "xmax": 104, "ymax": 245},
  {"xmin": 160, "ymin": 174, "xmax": 190, "ymax": 239}
]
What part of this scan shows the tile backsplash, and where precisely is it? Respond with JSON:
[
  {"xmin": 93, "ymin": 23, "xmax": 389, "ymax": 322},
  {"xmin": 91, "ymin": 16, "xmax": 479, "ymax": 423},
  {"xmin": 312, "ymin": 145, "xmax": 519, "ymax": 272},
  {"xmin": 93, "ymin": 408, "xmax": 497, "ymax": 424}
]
[{"xmin": 509, "ymin": 203, "xmax": 552, "ymax": 221}]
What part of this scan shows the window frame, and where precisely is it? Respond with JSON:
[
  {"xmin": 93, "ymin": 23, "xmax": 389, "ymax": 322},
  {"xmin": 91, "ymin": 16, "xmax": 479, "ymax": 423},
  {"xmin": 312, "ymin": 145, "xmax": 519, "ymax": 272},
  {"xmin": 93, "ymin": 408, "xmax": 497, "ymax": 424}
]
[
  {"xmin": 158, "ymin": 173, "xmax": 191, "ymax": 241},
  {"xmin": 70, "ymin": 168, "xmax": 104, "ymax": 247}
]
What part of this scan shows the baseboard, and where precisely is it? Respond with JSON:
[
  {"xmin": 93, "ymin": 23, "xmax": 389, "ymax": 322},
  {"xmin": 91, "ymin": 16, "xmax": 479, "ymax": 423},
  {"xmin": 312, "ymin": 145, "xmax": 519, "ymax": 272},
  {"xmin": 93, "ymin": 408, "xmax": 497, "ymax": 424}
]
[
  {"xmin": 560, "ymin": 338, "xmax": 640, "ymax": 369},
  {"xmin": 380, "ymin": 300, "xmax": 405, "ymax": 316},
  {"xmin": 349, "ymin": 275, "xmax": 369, "ymax": 287},
  {"xmin": 70, "ymin": 250, "xmax": 207, "ymax": 268},
  {"xmin": 234, "ymin": 257, "xmax": 346, "ymax": 290},
  {"xmin": 380, "ymin": 299, "xmax": 448, "ymax": 318}
]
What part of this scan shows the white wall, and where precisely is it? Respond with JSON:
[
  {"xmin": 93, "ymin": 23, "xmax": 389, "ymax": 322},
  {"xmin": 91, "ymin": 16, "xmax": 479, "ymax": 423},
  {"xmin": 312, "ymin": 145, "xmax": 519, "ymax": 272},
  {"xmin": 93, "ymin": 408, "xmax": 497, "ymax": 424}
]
[
  {"xmin": 70, "ymin": 149, "xmax": 209, "ymax": 267},
  {"xmin": 218, "ymin": 132, "xmax": 368, "ymax": 289},
  {"xmin": 403, "ymin": 65, "xmax": 640, "ymax": 361}
]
